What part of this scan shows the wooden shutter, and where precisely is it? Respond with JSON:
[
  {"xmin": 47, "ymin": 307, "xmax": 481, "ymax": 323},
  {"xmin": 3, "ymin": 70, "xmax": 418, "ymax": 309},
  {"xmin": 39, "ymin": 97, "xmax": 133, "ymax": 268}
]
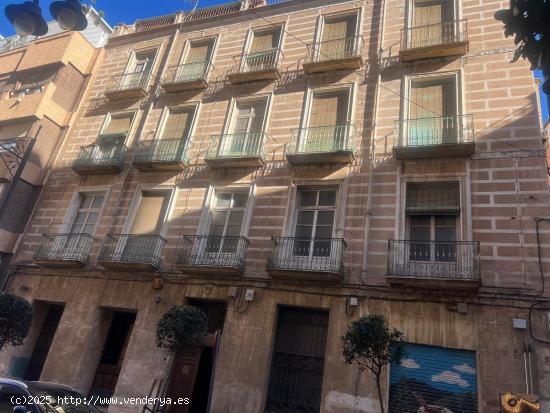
[
  {"xmin": 250, "ymin": 30, "xmax": 279, "ymax": 53},
  {"xmin": 322, "ymin": 16, "xmax": 355, "ymax": 41},
  {"xmin": 130, "ymin": 192, "xmax": 170, "ymax": 235},
  {"xmin": 414, "ymin": 1, "xmax": 444, "ymax": 26},
  {"xmin": 103, "ymin": 113, "xmax": 134, "ymax": 135},
  {"xmin": 185, "ymin": 42, "xmax": 212, "ymax": 64},
  {"xmin": 309, "ymin": 91, "xmax": 348, "ymax": 127},
  {"xmin": 161, "ymin": 109, "xmax": 192, "ymax": 140},
  {"xmin": 406, "ymin": 182, "xmax": 460, "ymax": 215}
]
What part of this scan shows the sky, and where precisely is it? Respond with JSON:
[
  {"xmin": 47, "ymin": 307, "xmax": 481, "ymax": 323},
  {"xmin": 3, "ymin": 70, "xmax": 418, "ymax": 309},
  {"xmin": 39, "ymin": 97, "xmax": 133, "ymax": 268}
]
[{"xmin": 0, "ymin": 0, "xmax": 549, "ymax": 122}]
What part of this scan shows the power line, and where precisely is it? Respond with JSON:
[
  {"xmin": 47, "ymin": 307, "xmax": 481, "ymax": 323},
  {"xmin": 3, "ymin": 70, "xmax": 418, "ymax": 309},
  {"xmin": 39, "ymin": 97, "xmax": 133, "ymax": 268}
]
[{"xmin": 232, "ymin": 0, "xmax": 546, "ymax": 158}]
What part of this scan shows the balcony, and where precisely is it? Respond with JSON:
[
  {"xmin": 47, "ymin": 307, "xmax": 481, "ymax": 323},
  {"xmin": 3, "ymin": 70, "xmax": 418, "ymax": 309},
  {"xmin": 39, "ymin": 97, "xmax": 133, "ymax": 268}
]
[
  {"xmin": 400, "ymin": 20, "xmax": 469, "ymax": 62},
  {"xmin": 393, "ymin": 115, "xmax": 475, "ymax": 160},
  {"xmin": 34, "ymin": 233, "xmax": 94, "ymax": 267},
  {"xmin": 134, "ymin": 138, "xmax": 188, "ymax": 172},
  {"xmin": 105, "ymin": 71, "xmax": 150, "ymax": 100},
  {"xmin": 72, "ymin": 141, "xmax": 127, "ymax": 175},
  {"xmin": 98, "ymin": 234, "xmax": 166, "ymax": 272},
  {"xmin": 303, "ymin": 36, "xmax": 363, "ymax": 74},
  {"xmin": 387, "ymin": 240, "xmax": 481, "ymax": 291},
  {"xmin": 161, "ymin": 62, "xmax": 210, "ymax": 93},
  {"xmin": 176, "ymin": 235, "xmax": 249, "ymax": 276},
  {"xmin": 227, "ymin": 49, "xmax": 282, "ymax": 84},
  {"xmin": 286, "ymin": 124, "xmax": 356, "ymax": 165},
  {"xmin": 266, "ymin": 237, "xmax": 346, "ymax": 282},
  {"xmin": 205, "ymin": 132, "xmax": 267, "ymax": 168}
]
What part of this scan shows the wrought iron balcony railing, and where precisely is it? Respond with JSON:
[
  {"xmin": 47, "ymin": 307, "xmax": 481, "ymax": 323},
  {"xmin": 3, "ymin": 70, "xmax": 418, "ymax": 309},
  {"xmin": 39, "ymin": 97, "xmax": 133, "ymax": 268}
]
[
  {"xmin": 231, "ymin": 48, "xmax": 282, "ymax": 74},
  {"xmin": 176, "ymin": 235, "xmax": 250, "ymax": 272},
  {"xmin": 401, "ymin": 19, "xmax": 469, "ymax": 51},
  {"xmin": 267, "ymin": 236, "xmax": 346, "ymax": 275},
  {"xmin": 306, "ymin": 35, "xmax": 363, "ymax": 63},
  {"xmin": 387, "ymin": 240, "xmax": 480, "ymax": 281},
  {"xmin": 287, "ymin": 124, "xmax": 356, "ymax": 155},
  {"xmin": 34, "ymin": 233, "xmax": 94, "ymax": 265},
  {"xmin": 98, "ymin": 234, "xmax": 167, "ymax": 270},
  {"xmin": 72, "ymin": 142, "xmax": 127, "ymax": 173},
  {"xmin": 162, "ymin": 61, "xmax": 211, "ymax": 84},
  {"xmin": 134, "ymin": 138, "xmax": 188, "ymax": 165},
  {"xmin": 394, "ymin": 115, "xmax": 474, "ymax": 148},
  {"xmin": 106, "ymin": 70, "xmax": 150, "ymax": 93},
  {"xmin": 206, "ymin": 132, "xmax": 267, "ymax": 160}
]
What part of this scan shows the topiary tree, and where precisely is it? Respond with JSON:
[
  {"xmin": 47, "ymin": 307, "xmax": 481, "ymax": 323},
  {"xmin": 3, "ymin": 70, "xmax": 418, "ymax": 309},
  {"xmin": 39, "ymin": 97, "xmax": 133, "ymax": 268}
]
[
  {"xmin": 342, "ymin": 314, "xmax": 405, "ymax": 413},
  {"xmin": 156, "ymin": 305, "xmax": 208, "ymax": 353},
  {"xmin": 0, "ymin": 293, "xmax": 33, "ymax": 352},
  {"xmin": 494, "ymin": 0, "xmax": 550, "ymax": 94}
]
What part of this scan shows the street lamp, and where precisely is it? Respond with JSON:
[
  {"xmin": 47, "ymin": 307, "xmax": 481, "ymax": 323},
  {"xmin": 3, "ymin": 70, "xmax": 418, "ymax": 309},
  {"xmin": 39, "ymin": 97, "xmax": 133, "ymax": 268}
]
[{"xmin": 4, "ymin": 0, "xmax": 87, "ymax": 37}]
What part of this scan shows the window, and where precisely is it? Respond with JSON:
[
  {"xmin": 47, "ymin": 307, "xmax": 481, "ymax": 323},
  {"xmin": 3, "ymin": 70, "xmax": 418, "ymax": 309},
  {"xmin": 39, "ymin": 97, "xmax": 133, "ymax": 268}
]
[
  {"xmin": 222, "ymin": 98, "xmax": 268, "ymax": 156},
  {"xmin": 301, "ymin": 88, "xmax": 351, "ymax": 152},
  {"xmin": 129, "ymin": 191, "xmax": 171, "ymax": 235},
  {"xmin": 207, "ymin": 190, "xmax": 249, "ymax": 253},
  {"xmin": 411, "ymin": 0, "xmax": 454, "ymax": 47},
  {"xmin": 294, "ymin": 187, "xmax": 337, "ymax": 257},
  {"xmin": 178, "ymin": 39, "xmax": 214, "ymax": 81},
  {"xmin": 99, "ymin": 112, "xmax": 135, "ymax": 143},
  {"xmin": 266, "ymin": 307, "xmax": 328, "ymax": 412},
  {"xmin": 10, "ymin": 68, "xmax": 56, "ymax": 98},
  {"xmin": 319, "ymin": 14, "xmax": 358, "ymax": 60},
  {"xmin": 407, "ymin": 77, "xmax": 458, "ymax": 146},
  {"xmin": 245, "ymin": 28, "xmax": 281, "ymax": 72},
  {"xmin": 69, "ymin": 193, "xmax": 104, "ymax": 234},
  {"xmin": 159, "ymin": 106, "xmax": 195, "ymax": 141},
  {"xmin": 121, "ymin": 50, "xmax": 156, "ymax": 89},
  {"xmin": 406, "ymin": 182, "xmax": 459, "ymax": 262}
]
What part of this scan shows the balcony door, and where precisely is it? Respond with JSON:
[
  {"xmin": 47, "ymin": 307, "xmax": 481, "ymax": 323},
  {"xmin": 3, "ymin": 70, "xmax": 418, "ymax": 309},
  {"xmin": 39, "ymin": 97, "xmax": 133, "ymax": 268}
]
[
  {"xmin": 206, "ymin": 191, "xmax": 249, "ymax": 256},
  {"xmin": 245, "ymin": 29, "xmax": 280, "ymax": 72},
  {"xmin": 303, "ymin": 90, "xmax": 349, "ymax": 152},
  {"xmin": 294, "ymin": 188, "xmax": 337, "ymax": 264},
  {"xmin": 223, "ymin": 99, "xmax": 267, "ymax": 156},
  {"xmin": 123, "ymin": 50, "xmax": 155, "ymax": 88},
  {"xmin": 180, "ymin": 41, "xmax": 213, "ymax": 81},
  {"xmin": 122, "ymin": 191, "xmax": 170, "ymax": 261},
  {"xmin": 97, "ymin": 112, "xmax": 134, "ymax": 160},
  {"xmin": 155, "ymin": 107, "xmax": 194, "ymax": 161},
  {"xmin": 320, "ymin": 15, "xmax": 357, "ymax": 61},
  {"xmin": 411, "ymin": 0, "xmax": 453, "ymax": 48},
  {"xmin": 405, "ymin": 182, "xmax": 462, "ymax": 277},
  {"xmin": 408, "ymin": 79, "xmax": 456, "ymax": 146}
]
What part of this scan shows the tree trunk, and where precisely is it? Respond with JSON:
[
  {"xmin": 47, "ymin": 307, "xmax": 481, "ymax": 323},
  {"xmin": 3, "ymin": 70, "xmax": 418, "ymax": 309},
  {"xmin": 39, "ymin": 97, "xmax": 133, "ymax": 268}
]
[{"xmin": 376, "ymin": 374, "xmax": 385, "ymax": 413}]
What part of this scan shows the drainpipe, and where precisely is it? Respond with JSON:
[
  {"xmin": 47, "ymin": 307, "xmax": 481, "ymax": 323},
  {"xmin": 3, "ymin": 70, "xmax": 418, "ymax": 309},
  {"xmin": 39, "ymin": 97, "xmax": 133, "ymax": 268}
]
[{"xmin": 362, "ymin": 0, "xmax": 388, "ymax": 280}]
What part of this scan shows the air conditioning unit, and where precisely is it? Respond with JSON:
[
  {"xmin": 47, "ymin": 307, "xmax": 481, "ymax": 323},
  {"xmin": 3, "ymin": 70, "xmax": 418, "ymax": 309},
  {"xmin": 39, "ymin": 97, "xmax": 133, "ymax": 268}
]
[{"xmin": 501, "ymin": 392, "xmax": 540, "ymax": 413}]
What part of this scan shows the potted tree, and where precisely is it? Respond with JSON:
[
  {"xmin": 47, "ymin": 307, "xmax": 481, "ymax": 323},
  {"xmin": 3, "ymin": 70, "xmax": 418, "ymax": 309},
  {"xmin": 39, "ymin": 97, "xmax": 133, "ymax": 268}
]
[
  {"xmin": 342, "ymin": 314, "xmax": 405, "ymax": 413},
  {"xmin": 0, "ymin": 292, "xmax": 33, "ymax": 352}
]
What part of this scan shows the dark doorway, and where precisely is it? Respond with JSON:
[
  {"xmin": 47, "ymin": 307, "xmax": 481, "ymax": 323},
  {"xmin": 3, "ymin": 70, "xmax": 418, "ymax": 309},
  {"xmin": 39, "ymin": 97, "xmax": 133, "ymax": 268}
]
[
  {"xmin": 89, "ymin": 311, "xmax": 136, "ymax": 401},
  {"xmin": 166, "ymin": 300, "xmax": 227, "ymax": 413},
  {"xmin": 266, "ymin": 307, "xmax": 329, "ymax": 413},
  {"xmin": 24, "ymin": 303, "xmax": 65, "ymax": 381}
]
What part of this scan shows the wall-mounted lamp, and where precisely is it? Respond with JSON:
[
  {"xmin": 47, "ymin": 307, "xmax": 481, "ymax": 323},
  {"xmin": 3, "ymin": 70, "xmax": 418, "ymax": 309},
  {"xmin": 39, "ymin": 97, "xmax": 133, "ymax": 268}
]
[{"xmin": 5, "ymin": 0, "xmax": 87, "ymax": 37}]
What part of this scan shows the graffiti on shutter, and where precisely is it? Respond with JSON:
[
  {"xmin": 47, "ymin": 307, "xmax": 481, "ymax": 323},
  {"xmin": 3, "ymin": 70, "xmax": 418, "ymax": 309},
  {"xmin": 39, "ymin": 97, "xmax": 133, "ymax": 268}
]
[{"xmin": 389, "ymin": 343, "xmax": 478, "ymax": 413}]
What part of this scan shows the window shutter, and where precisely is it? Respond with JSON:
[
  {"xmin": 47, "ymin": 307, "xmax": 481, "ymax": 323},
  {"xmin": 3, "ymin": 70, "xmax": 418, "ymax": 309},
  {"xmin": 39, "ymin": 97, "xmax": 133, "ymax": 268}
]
[
  {"xmin": 406, "ymin": 182, "xmax": 460, "ymax": 215},
  {"xmin": 322, "ymin": 16, "xmax": 355, "ymax": 41},
  {"xmin": 250, "ymin": 31, "xmax": 279, "ymax": 53},
  {"xmin": 310, "ymin": 91, "xmax": 348, "ymax": 127},
  {"xmin": 185, "ymin": 42, "xmax": 212, "ymax": 64},
  {"xmin": 130, "ymin": 192, "xmax": 170, "ymax": 235},
  {"xmin": 103, "ymin": 113, "xmax": 134, "ymax": 135},
  {"xmin": 162, "ymin": 109, "xmax": 192, "ymax": 139}
]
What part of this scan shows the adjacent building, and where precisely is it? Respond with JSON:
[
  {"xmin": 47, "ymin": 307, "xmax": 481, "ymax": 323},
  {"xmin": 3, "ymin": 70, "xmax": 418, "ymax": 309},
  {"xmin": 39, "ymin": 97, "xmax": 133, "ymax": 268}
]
[
  {"xmin": 0, "ymin": 6, "xmax": 112, "ymax": 284},
  {"xmin": 1, "ymin": 0, "xmax": 550, "ymax": 412}
]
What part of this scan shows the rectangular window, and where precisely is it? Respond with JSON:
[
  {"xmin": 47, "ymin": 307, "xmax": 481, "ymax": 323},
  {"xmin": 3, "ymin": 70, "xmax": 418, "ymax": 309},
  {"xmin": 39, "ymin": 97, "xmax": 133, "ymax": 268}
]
[
  {"xmin": 130, "ymin": 191, "xmax": 171, "ymax": 235},
  {"xmin": 207, "ymin": 190, "xmax": 249, "ymax": 253},
  {"xmin": 408, "ymin": 78, "xmax": 457, "ymax": 145},
  {"xmin": 245, "ymin": 28, "xmax": 281, "ymax": 72},
  {"xmin": 266, "ymin": 307, "xmax": 328, "ymax": 412},
  {"xmin": 406, "ymin": 182, "xmax": 459, "ymax": 262},
  {"xmin": 69, "ymin": 193, "xmax": 104, "ymax": 234},
  {"xmin": 320, "ymin": 14, "xmax": 358, "ymax": 60},
  {"xmin": 160, "ymin": 106, "xmax": 195, "ymax": 141},
  {"xmin": 294, "ymin": 187, "xmax": 337, "ymax": 257},
  {"xmin": 222, "ymin": 98, "xmax": 268, "ymax": 156},
  {"xmin": 410, "ymin": 0, "xmax": 455, "ymax": 48},
  {"xmin": 100, "ymin": 112, "xmax": 135, "ymax": 143},
  {"xmin": 10, "ymin": 69, "xmax": 56, "ymax": 97},
  {"xmin": 178, "ymin": 39, "xmax": 214, "ymax": 81},
  {"xmin": 130, "ymin": 50, "xmax": 155, "ymax": 74}
]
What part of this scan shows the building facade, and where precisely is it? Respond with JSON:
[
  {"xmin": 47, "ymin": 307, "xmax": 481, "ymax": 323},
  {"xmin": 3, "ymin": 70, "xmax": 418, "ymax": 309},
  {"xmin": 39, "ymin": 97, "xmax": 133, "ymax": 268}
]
[
  {"xmin": 1, "ymin": 0, "xmax": 550, "ymax": 412},
  {"xmin": 0, "ymin": 7, "xmax": 111, "ymax": 284}
]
